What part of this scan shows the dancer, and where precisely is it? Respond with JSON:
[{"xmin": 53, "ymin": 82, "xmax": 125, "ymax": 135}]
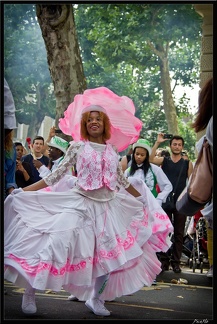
[
  {"xmin": 124, "ymin": 138, "xmax": 172, "ymax": 205},
  {"xmin": 4, "ymin": 87, "xmax": 173, "ymax": 317}
]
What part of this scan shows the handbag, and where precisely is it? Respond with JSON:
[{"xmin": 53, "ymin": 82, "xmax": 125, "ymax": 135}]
[
  {"xmin": 162, "ymin": 191, "xmax": 176, "ymax": 212},
  {"xmin": 162, "ymin": 159, "xmax": 185, "ymax": 212},
  {"xmin": 176, "ymin": 137, "xmax": 212, "ymax": 216}
]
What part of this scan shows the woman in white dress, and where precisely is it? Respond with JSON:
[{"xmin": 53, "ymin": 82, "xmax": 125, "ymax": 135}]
[{"xmin": 4, "ymin": 87, "xmax": 173, "ymax": 317}]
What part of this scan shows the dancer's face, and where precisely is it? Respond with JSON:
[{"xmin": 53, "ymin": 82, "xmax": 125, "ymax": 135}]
[{"xmin": 86, "ymin": 111, "xmax": 104, "ymax": 139}]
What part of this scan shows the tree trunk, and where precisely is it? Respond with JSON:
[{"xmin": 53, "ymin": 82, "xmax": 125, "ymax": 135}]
[
  {"xmin": 159, "ymin": 58, "xmax": 179, "ymax": 135},
  {"xmin": 148, "ymin": 41, "xmax": 179, "ymax": 135},
  {"xmin": 36, "ymin": 4, "xmax": 86, "ymax": 141}
]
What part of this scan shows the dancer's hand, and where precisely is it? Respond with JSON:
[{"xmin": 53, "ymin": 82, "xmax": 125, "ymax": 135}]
[
  {"xmin": 67, "ymin": 176, "xmax": 77, "ymax": 188},
  {"xmin": 10, "ymin": 188, "xmax": 24, "ymax": 195},
  {"xmin": 156, "ymin": 197, "xmax": 162, "ymax": 206}
]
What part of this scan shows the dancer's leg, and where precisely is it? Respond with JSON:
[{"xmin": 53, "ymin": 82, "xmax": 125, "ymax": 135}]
[
  {"xmin": 85, "ymin": 274, "xmax": 110, "ymax": 316},
  {"xmin": 22, "ymin": 285, "xmax": 37, "ymax": 314},
  {"xmin": 92, "ymin": 273, "xmax": 109, "ymax": 298}
]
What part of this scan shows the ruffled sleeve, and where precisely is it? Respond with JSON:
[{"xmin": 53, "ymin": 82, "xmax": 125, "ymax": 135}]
[
  {"xmin": 117, "ymin": 163, "xmax": 131, "ymax": 189},
  {"xmin": 43, "ymin": 141, "xmax": 81, "ymax": 187}
]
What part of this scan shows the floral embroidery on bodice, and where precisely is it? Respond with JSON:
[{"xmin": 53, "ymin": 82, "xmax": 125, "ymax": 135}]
[
  {"xmin": 76, "ymin": 141, "xmax": 118, "ymax": 190},
  {"xmin": 44, "ymin": 141, "xmax": 130, "ymax": 200}
]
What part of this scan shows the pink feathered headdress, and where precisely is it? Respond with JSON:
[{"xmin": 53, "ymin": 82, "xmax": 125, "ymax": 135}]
[{"xmin": 59, "ymin": 87, "xmax": 143, "ymax": 152}]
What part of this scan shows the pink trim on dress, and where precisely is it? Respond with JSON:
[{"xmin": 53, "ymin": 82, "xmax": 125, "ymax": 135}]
[{"xmin": 7, "ymin": 229, "xmax": 140, "ymax": 276}]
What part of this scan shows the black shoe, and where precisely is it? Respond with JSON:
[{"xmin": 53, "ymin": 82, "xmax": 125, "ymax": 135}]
[
  {"xmin": 172, "ymin": 266, "xmax": 181, "ymax": 273},
  {"xmin": 161, "ymin": 264, "xmax": 169, "ymax": 272}
]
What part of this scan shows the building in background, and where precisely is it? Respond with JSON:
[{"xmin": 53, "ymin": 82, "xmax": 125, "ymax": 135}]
[{"xmin": 14, "ymin": 116, "xmax": 55, "ymax": 151}]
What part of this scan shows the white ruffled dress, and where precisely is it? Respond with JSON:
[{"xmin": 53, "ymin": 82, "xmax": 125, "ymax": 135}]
[{"xmin": 4, "ymin": 141, "xmax": 173, "ymax": 301}]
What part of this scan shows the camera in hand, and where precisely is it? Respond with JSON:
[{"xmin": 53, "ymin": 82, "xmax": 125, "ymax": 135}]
[
  {"xmin": 163, "ymin": 133, "xmax": 173, "ymax": 139},
  {"xmin": 55, "ymin": 129, "xmax": 62, "ymax": 133}
]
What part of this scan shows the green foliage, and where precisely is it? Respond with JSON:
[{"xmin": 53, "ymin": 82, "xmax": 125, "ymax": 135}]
[
  {"xmin": 74, "ymin": 3, "xmax": 201, "ymax": 155},
  {"xmin": 177, "ymin": 119, "xmax": 197, "ymax": 161},
  {"xmin": 74, "ymin": 3, "xmax": 202, "ymax": 103},
  {"xmin": 75, "ymin": 3, "xmax": 201, "ymax": 79}
]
